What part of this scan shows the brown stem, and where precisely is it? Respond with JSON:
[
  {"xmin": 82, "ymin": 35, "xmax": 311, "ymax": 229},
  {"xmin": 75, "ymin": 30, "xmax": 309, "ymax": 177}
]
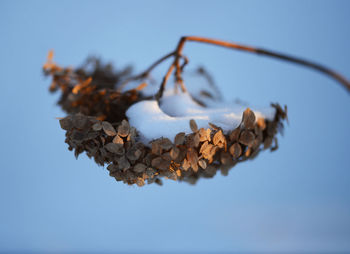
[
  {"xmin": 125, "ymin": 36, "xmax": 349, "ymax": 100},
  {"xmin": 155, "ymin": 36, "xmax": 350, "ymax": 100},
  {"xmin": 118, "ymin": 51, "xmax": 176, "ymax": 91}
]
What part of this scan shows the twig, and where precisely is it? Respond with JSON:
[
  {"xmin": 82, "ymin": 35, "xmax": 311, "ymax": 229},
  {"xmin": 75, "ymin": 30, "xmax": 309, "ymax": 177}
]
[
  {"xmin": 123, "ymin": 36, "xmax": 350, "ymax": 100},
  {"xmin": 118, "ymin": 51, "xmax": 176, "ymax": 92}
]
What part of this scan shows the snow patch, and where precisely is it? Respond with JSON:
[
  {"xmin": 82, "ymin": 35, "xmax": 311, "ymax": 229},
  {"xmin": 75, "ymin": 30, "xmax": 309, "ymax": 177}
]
[{"xmin": 126, "ymin": 89, "xmax": 276, "ymax": 144}]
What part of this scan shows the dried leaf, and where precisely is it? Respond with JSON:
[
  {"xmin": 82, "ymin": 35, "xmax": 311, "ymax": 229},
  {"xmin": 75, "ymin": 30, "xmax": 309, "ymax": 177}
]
[
  {"xmin": 189, "ymin": 119, "xmax": 198, "ymax": 132},
  {"xmin": 102, "ymin": 121, "xmax": 117, "ymax": 136}
]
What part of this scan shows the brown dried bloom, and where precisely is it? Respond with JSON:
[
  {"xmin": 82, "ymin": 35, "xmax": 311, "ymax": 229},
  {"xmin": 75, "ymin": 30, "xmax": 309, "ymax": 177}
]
[{"xmin": 44, "ymin": 36, "xmax": 350, "ymax": 186}]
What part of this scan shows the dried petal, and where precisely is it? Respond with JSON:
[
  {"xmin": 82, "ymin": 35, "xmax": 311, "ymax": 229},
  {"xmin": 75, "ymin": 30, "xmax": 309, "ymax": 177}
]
[
  {"xmin": 213, "ymin": 130, "xmax": 226, "ymax": 149},
  {"xmin": 189, "ymin": 119, "xmax": 198, "ymax": 132},
  {"xmin": 220, "ymin": 151, "xmax": 233, "ymax": 165},
  {"xmin": 170, "ymin": 146, "xmax": 180, "ymax": 160},
  {"xmin": 102, "ymin": 121, "xmax": 117, "ymax": 136},
  {"xmin": 104, "ymin": 143, "xmax": 124, "ymax": 155},
  {"xmin": 208, "ymin": 122, "xmax": 220, "ymax": 130},
  {"xmin": 256, "ymin": 118, "xmax": 266, "ymax": 130},
  {"xmin": 151, "ymin": 157, "xmax": 170, "ymax": 170},
  {"xmin": 59, "ymin": 116, "xmax": 73, "ymax": 130},
  {"xmin": 182, "ymin": 158, "xmax": 191, "ymax": 171},
  {"xmin": 113, "ymin": 135, "xmax": 124, "ymax": 144},
  {"xmin": 133, "ymin": 163, "xmax": 147, "ymax": 173},
  {"xmin": 92, "ymin": 122, "xmax": 102, "ymax": 131},
  {"xmin": 118, "ymin": 120, "xmax": 130, "ymax": 137},
  {"xmin": 239, "ymin": 130, "xmax": 255, "ymax": 147},
  {"xmin": 151, "ymin": 141, "xmax": 162, "ymax": 155},
  {"xmin": 187, "ymin": 148, "xmax": 199, "ymax": 172},
  {"xmin": 159, "ymin": 138, "xmax": 173, "ymax": 150},
  {"xmin": 73, "ymin": 114, "xmax": 88, "ymax": 129},
  {"xmin": 136, "ymin": 177, "xmax": 145, "ymax": 187},
  {"xmin": 174, "ymin": 132, "xmax": 186, "ymax": 145},
  {"xmin": 229, "ymin": 143, "xmax": 242, "ymax": 159},
  {"xmin": 117, "ymin": 156, "xmax": 130, "ymax": 170},
  {"xmin": 229, "ymin": 128, "xmax": 240, "ymax": 142},
  {"xmin": 242, "ymin": 108, "xmax": 256, "ymax": 129},
  {"xmin": 198, "ymin": 159, "xmax": 207, "ymax": 169}
]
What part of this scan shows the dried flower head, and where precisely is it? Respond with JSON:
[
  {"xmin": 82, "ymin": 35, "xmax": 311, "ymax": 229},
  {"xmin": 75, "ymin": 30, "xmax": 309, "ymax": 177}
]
[{"xmin": 44, "ymin": 36, "xmax": 350, "ymax": 186}]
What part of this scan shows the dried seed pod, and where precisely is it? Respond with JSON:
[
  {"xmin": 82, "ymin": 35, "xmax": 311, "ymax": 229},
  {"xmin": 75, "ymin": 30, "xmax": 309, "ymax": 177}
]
[
  {"xmin": 174, "ymin": 132, "xmax": 186, "ymax": 145},
  {"xmin": 118, "ymin": 119, "xmax": 130, "ymax": 137},
  {"xmin": 102, "ymin": 121, "xmax": 117, "ymax": 136},
  {"xmin": 239, "ymin": 130, "xmax": 255, "ymax": 147},
  {"xmin": 242, "ymin": 108, "xmax": 256, "ymax": 129},
  {"xmin": 189, "ymin": 119, "xmax": 198, "ymax": 132},
  {"xmin": 229, "ymin": 143, "xmax": 242, "ymax": 159}
]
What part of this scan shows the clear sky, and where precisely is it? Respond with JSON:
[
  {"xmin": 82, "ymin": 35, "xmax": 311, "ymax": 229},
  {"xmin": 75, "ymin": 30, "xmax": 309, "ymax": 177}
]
[{"xmin": 1, "ymin": 0, "xmax": 350, "ymax": 253}]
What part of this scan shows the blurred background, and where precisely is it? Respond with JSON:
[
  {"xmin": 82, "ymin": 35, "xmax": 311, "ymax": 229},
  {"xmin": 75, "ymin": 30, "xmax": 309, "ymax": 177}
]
[{"xmin": 1, "ymin": 0, "xmax": 350, "ymax": 253}]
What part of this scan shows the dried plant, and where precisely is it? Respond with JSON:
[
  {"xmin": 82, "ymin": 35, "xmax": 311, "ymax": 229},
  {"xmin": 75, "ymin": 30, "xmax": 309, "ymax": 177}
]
[{"xmin": 43, "ymin": 36, "xmax": 350, "ymax": 186}]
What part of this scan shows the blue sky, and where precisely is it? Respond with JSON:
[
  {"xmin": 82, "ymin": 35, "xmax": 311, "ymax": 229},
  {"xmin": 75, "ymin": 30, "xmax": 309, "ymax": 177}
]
[{"xmin": 1, "ymin": 0, "xmax": 350, "ymax": 252}]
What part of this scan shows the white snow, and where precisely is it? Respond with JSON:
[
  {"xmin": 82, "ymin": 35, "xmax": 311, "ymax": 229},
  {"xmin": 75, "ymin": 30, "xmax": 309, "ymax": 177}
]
[{"xmin": 126, "ymin": 89, "xmax": 276, "ymax": 144}]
